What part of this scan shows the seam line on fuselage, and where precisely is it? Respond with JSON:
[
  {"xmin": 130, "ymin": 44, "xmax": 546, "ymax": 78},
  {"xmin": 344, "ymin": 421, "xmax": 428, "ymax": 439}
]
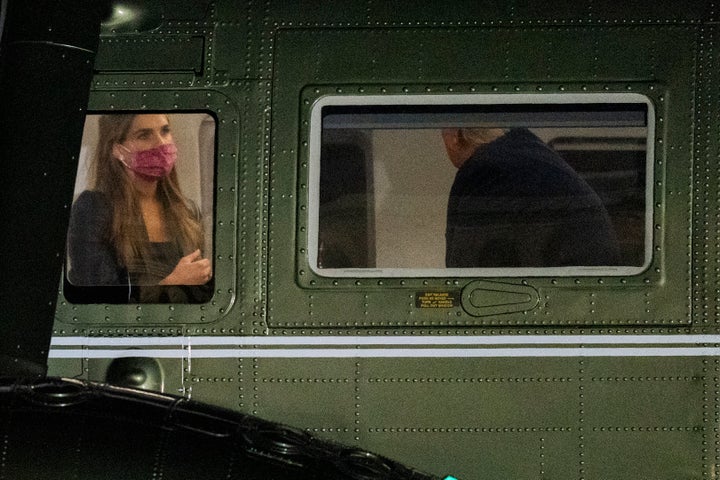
[{"xmin": 50, "ymin": 334, "xmax": 720, "ymax": 347}]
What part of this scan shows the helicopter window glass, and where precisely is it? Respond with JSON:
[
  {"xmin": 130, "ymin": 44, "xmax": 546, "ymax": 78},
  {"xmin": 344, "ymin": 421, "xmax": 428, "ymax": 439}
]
[
  {"xmin": 308, "ymin": 94, "xmax": 653, "ymax": 278},
  {"xmin": 63, "ymin": 113, "xmax": 215, "ymax": 303}
]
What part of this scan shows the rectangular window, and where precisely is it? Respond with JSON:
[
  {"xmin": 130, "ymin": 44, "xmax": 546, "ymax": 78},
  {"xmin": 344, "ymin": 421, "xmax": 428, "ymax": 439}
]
[
  {"xmin": 308, "ymin": 94, "xmax": 653, "ymax": 277},
  {"xmin": 64, "ymin": 112, "xmax": 215, "ymax": 303}
]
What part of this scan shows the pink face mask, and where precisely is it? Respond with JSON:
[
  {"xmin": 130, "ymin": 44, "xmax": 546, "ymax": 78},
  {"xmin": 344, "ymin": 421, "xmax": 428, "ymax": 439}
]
[{"xmin": 117, "ymin": 143, "xmax": 177, "ymax": 180}]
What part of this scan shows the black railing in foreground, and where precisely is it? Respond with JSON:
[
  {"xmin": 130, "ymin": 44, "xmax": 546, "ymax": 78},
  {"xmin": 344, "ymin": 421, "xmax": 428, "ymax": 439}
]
[{"xmin": 0, "ymin": 377, "xmax": 450, "ymax": 480}]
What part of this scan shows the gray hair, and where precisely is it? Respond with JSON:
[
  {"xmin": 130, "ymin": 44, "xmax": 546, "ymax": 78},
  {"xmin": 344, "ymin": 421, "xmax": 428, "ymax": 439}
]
[{"xmin": 459, "ymin": 128, "xmax": 507, "ymax": 147}]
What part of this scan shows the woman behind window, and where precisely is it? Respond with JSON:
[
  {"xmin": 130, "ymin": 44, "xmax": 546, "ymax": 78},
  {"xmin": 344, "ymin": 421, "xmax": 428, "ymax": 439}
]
[{"xmin": 66, "ymin": 113, "xmax": 212, "ymax": 303}]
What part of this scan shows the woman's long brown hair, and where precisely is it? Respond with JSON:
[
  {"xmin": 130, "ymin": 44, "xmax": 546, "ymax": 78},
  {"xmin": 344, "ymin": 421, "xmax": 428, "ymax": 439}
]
[{"xmin": 91, "ymin": 114, "xmax": 204, "ymax": 277}]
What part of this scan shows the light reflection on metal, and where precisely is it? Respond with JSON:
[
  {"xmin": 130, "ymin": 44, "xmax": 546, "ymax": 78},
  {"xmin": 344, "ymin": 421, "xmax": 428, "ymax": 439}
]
[{"xmin": 101, "ymin": 1, "xmax": 163, "ymax": 33}]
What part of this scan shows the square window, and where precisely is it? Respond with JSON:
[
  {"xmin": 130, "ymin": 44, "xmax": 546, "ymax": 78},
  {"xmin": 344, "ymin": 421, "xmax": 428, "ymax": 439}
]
[{"xmin": 64, "ymin": 113, "xmax": 216, "ymax": 303}]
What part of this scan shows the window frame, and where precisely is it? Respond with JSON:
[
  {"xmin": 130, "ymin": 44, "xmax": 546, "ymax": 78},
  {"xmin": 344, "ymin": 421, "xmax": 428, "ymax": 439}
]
[{"xmin": 307, "ymin": 92, "xmax": 655, "ymax": 278}]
